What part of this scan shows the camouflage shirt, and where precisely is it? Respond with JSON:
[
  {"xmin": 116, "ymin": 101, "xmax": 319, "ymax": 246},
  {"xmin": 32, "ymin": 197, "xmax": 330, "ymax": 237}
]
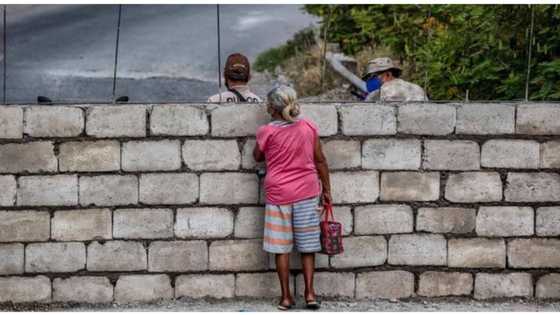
[{"xmin": 365, "ymin": 78, "xmax": 428, "ymax": 102}]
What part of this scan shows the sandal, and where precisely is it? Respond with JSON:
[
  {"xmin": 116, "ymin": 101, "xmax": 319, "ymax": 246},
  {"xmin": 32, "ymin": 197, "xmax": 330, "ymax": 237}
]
[
  {"xmin": 306, "ymin": 300, "xmax": 321, "ymax": 310},
  {"xmin": 277, "ymin": 303, "xmax": 293, "ymax": 311}
]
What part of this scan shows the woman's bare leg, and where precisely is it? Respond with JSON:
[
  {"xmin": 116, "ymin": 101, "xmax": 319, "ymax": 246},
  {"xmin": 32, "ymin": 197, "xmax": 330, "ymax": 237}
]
[
  {"xmin": 276, "ymin": 253, "xmax": 293, "ymax": 306},
  {"xmin": 301, "ymin": 253, "xmax": 316, "ymax": 301}
]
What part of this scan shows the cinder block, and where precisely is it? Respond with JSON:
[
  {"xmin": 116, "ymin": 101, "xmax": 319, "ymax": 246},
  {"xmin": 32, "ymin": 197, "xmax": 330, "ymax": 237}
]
[
  {"xmin": 300, "ymin": 104, "xmax": 338, "ymax": 136},
  {"xmin": 87, "ymin": 241, "xmax": 147, "ymax": 271},
  {"xmin": 418, "ymin": 272, "xmax": 473, "ymax": 297},
  {"xmin": 505, "ymin": 172, "xmax": 560, "ymax": 202},
  {"xmin": 114, "ymin": 208, "xmax": 173, "ymax": 239},
  {"xmin": 175, "ymin": 274, "xmax": 235, "ymax": 299},
  {"xmin": 296, "ymin": 272, "xmax": 354, "ymax": 298},
  {"xmin": 52, "ymin": 209, "xmax": 112, "ymax": 241},
  {"xmin": 380, "ymin": 172, "xmax": 439, "ymax": 201},
  {"xmin": 354, "ymin": 205, "xmax": 413, "ymax": 234},
  {"xmin": 508, "ymin": 238, "xmax": 560, "ymax": 268},
  {"xmin": 0, "ymin": 244, "xmax": 24, "ymax": 275},
  {"xmin": 140, "ymin": 173, "xmax": 198, "ymax": 205},
  {"xmin": 456, "ymin": 103, "xmax": 515, "ymax": 134},
  {"xmin": 211, "ymin": 104, "xmax": 269, "ymax": 137},
  {"xmin": 516, "ymin": 103, "xmax": 560, "ymax": 135},
  {"xmin": 150, "ymin": 104, "xmax": 208, "ymax": 136},
  {"xmin": 322, "ymin": 140, "xmax": 361, "ymax": 169},
  {"xmin": 200, "ymin": 173, "xmax": 258, "ymax": 204},
  {"xmin": 183, "ymin": 140, "xmax": 240, "ymax": 170},
  {"xmin": 209, "ymin": 239, "xmax": 268, "ymax": 271},
  {"xmin": 481, "ymin": 139, "xmax": 540, "ymax": 168},
  {"xmin": 356, "ymin": 271, "xmax": 414, "ymax": 299},
  {"xmin": 115, "ymin": 274, "xmax": 173, "ymax": 304},
  {"xmin": 330, "ymin": 206, "xmax": 353, "ymax": 236},
  {"xmin": 59, "ymin": 140, "xmax": 120, "ymax": 172},
  {"xmin": 24, "ymin": 106, "xmax": 84, "ymax": 137},
  {"xmin": 362, "ymin": 138, "xmax": 421, "ymax": 170},
  {"xmin": 175, "ymin": 208, "xmax": 234, "ymax": 238},
  {"xmin": 445, "ymin": 172, "xmax": 502, "ymax": 203},
  {"xmin": 234, "ymin": 207, "xmax": 265, "ymax": 238},
  {"xmin": 0, "ymin": 142, "xmax": 57, "ymax": 173},
  {"xmin": 448, "ymin": 238, "xmax": 505, "ymax": 268},
  {"xmin": 18, "ymin": 175, "xmax": 78, "ymax": 206},
  {"xmin": 423, "ymin": 140, "xmax": 480, "ymax": 170},
  {"xmin": 0, "ymin": 175, "xmax": 16, "ymax": 206},
  {"xmin": 25, "ymin": 242, "xmax": 86, "ymax": 273},
  {"xmin": 0, "ymin": 276, "xmax": 51, "ymax": 303},
  {"xmin": 330, "ymin": 236, "xmax": 387, "ymax": 268},
  {"xmin": 476, "ymin": 207, "xmax": 534, "ymax": 236},
  {"xmin": 148, "ymin": 240, "xmax": 208, "ymax": 272},
  {"xmin": 541, "ymin": 141, "xmax": 560, "ymax": 168},
  {"xmin": 0, "ymin": 106, "xmax": 23, "ymax": 138},
  {"xmin": 416, "ymin": 207, "xmax": 476, "ymax": 234},
  {"xmin": 0, "ymin": 210, "xmax": 50, "ymax": 242},
  {"xmin": 53, "ymin": 276, "xmax": 113, "ymax": 303},
  {"xmin": 339, "ymin": 104, "xmax": 396, "ymax": 135},
  {"xmin": 536, "ymin": 273, "xmax": 560, "ymax": 299},
  {"xmin": 122, "ymin": 140, "xmax": 181, "ymax": 171},
  {"xmin": 235, "ymin": 272, "xmax": 294, "ymax": 297},
  {"xmin": 388, "ymin": 234, "xmax": 446, "ymax": 266},
  {"xmin": 86, "ymin": 105, "xmax": 146, "ymax": 137},
  {"xmin": 398, "ymin": 104, "xmax": 455, "ymax": 135},
  {"xmin": 331, "ymin": 171, "xmax": 379, "ymax": 203},
  {"xmin": 241, "ymin": 139, "xmax": 264, "ymax": 170},
  {"xmin": 474, "ymin": 273, "xmax": 533, "ymax": 299},
  {"xmin": 536, "ymin": 207, "xmax": 560, "ymax": 236},
  {"xmin": 79, "ymin": 175, "xmax": 138, "ymax": 206}
]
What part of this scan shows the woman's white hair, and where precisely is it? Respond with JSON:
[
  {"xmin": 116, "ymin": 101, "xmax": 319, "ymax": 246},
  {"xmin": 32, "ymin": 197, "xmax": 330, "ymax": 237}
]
[{"xmin": 267, "ymin": 85, "xmax": 300, "ymax": 122}]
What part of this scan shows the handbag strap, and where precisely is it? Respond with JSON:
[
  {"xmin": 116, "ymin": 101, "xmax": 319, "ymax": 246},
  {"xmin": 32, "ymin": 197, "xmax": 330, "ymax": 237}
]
[{"xmin": 323, "ymin": 202, "xmax": 334, "ymax": 222}]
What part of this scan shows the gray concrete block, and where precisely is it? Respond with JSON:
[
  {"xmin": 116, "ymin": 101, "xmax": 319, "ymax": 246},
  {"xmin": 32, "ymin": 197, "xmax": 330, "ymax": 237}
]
[
  {"xmin": 536, "ymin": 273, "xmax": 560, "ymax": 299},
  {"xmin": 476, "ymin": 206, "xmax": 534, "ymax": 236},
  {"xmin": 122, "ymin": 140, "xmax": 181, "ymax": 171},
  {"xmin": 0, "ymin": 243, "xmax": 24, "ymax": 275},
  {"xmin": 139, "ymin": 173, "xmax": 198, "ymax": 205},
  {"xmin": 445, "ymin": 172, "xmax": 502, "ymax": 203},
  {"xmin": 301, "ymin": 104, "xmax": 338, "ymax": 136},
  {"xmin": 52, "ymin": 209, "xmax": 112, "ymax": 241},
  {"xmin": 175, "ymin": 208, "xmax": 234, "ymax": 238},
  {"xmin": 541, "ymin": 141, "xmax": 560, "ymax": 168},
  {"xmin": 423, "ymin": 140, "xmax": 480, "ymax": 170},
  {"xmin": 418, "ymin": 272, "xmax": 473, "ymax": 297},
  {"xmin": 380, "ymin": 172, "xmax": 439, "ymax": 201},
  {"xmin": 211, "ymin": 104, "xmax": 269, "ymax": 137},
  {"xmin": 79, "ymin": 175, "xmax": 138, "ymax": 206},
  {"xmin": 398, "ymin": 103, "xmax": 455, "ymax": 135},
  {"xmin": 354, "ymin": 205, "xmax": 413, "ymax": 234},
  {"xmin": 148, "ymin": 240, "xmax": 208, "ymax": 272},
  {"xmin": 53, "ymin": 276, "xmax": 113, "ymax": 303},
  {"xmin": 0, "ymin": 106, "xmax": 23, "ymax": 139},
  {"xmin": 209, "ymin": 239, "xmax": 268, "ymax": 271},
  {"xmin": 25, "ymin": 242, "xmax": 86, "ymax": 273},
  {"xmin": 115, "ymin": 274, "xmax": 173, "ymax": 304},
  {"xmin": 114, "ymin": 208, "xmax": 173, "ymax": 239},
  {"xmin": 0, "ymin": 142, "xmax": 57, "ymax": 173},
  {"xmin": 474, "ymin": 273, "xmax": 532, "ymax": 299},
  {"xmin": 86, "ymin": 105, "xmax": 146, "ymax": 137},
  {"xmin": 416, "ymin": 207, "xmax": 476, "ymax": 234},
  {"xmin": 536, "ymin": 207, "xmax": 560, "ymax": 236},
  {"xmin": 0, "ymin": 210, "xmax": 50, "ymax": 242},
  {"xmin": 388, "ymin": 234, "xmax": 446, "ymax": 266},
  {"xmin": 18, "ymin": 175, "xmax": 78, "ymax": 206},
  {"xmin": 456, "ymin": 103, "xmax": 515, "ymax": 134},
  {"xmin": 241, "ymin": 139, "xmax": 264, "ymax": 170},
  {"xmin": 0, "ymin": 276, "xmax": 51, "ymax": 303},
  {"xmin": 508, "ymin": 238, "xmax": 560, "ymax": 268},
  {"xmin": 331, "ymin": 236, "xmax": 387, "ymax": 268},
  {"xmin": 448, "ymin": 238, "xmax": 505, "ymax": 268},
  {"xmin": 150, "ymin": 104, "xmax": 208, "ymax": 136},
  {"xmin": 87, "ymin": 241, "xmax": 147, "ymax": 271},
  {"xmin": 200, "ymin": 173, "xmax": 258, "ymax": 204},
  {"xmin": 59, "ymin": 140, "xmax": 120, "ymax": 172},
  {"xmin": 331, "ymin": 171, "xmax": 379, "ymax": 203},
  {"xmin": 0, "ymin": 175, "xmax": 16, "ymax": 206},
  {"xmin": 182, "ymin": 140, "xmax": 240, "ymax": 170},
  {"xmin": 296, "ymin": 272, "xmax": 355, "ymax": 298},
  {"xmin": 24, "ymin": 106, "xmax": 84, "ymax": 137},
  {"xmin": 505, "ymin": 172, "xmax": 560, "ymax": 202},
  {"xmin": 234, "ymin": 207, "xmax": 265, "ymax": 238},
  {"xmin": 516, "ymin": 103, "xmax": 560, "ymax": 135},
  {"xmin": 362, "ymin": 138, "xmax": 421, "ymax": 170},
  {"xmin": 322, "ymin": 140, "xmax": 361, "ymax": 169},
  {"xmin": 175, "ymin": 274, "xmax": 235, "ymax": 299},
  {"xmin": 331, "ymin": 206, "xmax": 353, "ymax": 236},
  {"xmin": 235, "ymin": 272, "xmax": 294, "ymax": 297},
  {"xmin": 481, "ymin": 139, "xmax": 540, "ymax": 168},
  {"xmin": 356, "ymin": 271, "xmax": 414, "ymax": 299},
  {"xmin": 339, "ymin": 104, "xmax": 396, "ymax": 135}
]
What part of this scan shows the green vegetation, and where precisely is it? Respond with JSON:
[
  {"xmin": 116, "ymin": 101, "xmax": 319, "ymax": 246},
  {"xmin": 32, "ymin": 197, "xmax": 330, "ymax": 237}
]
[
  {"xmin": 264, "ymin": 5, "xmax": 560, "ymax": 101},
  {"xmin": 254, "ymin": 27, "xmax": 316, "ymax": 73}
]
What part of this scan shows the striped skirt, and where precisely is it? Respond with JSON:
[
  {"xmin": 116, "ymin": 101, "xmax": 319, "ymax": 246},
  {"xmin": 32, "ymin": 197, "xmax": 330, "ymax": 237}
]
[{"xmin": 263, "ymin": 196, "xmax": 322, "ymax": 254}]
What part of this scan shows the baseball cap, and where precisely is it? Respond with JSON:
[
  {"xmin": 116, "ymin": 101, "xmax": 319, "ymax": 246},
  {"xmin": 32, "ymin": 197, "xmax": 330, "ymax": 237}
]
[{"xmin": 224, "ymin": 53, "xmax": 250, "ymax": 82}]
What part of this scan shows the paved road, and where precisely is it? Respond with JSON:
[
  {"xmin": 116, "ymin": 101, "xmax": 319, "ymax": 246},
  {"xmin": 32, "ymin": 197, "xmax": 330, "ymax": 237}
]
[{"xmin": 3, "ymin": 4, "xmax": 317, "ymax": 103}]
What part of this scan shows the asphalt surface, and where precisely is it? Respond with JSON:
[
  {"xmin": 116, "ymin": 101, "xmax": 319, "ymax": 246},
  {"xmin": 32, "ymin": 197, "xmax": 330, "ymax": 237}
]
[{"xmin": 3, "ymin": 4, "xmax": 317, "ymax": 103}]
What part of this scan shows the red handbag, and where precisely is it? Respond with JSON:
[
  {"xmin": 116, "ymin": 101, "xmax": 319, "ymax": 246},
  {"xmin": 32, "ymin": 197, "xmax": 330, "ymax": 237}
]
[{"xmin": 320, "ymin": 203, "xmax": 344, "ymax": 256}]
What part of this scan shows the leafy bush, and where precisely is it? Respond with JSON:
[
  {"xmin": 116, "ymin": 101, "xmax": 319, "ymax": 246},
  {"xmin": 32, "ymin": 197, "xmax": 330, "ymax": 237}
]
[{"xmin": 254, "ymin": 27, "xmax": 316, "ymax": 73}]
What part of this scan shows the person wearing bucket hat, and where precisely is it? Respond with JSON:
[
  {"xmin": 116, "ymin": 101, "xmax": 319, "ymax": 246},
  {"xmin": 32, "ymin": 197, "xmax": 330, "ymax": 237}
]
[
  {"xmin": 208, "ymin": 53, "xmax": 262, "ymax": 103},
  {"xmin": 364, "ymin": 57, "xmax": 428, "ymax": 102}
]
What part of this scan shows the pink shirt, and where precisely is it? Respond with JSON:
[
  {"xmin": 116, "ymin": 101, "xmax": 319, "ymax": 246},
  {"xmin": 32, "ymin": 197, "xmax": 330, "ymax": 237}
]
[{"xmin": 256, "ymin": 118, "xmax": 321, "ymax": 205}]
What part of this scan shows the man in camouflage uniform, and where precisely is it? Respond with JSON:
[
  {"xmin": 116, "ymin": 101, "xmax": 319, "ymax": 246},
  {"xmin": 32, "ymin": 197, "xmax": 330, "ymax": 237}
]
[{"xmin": 364, "ymin": 57, "xmax": 428, "ymax": 102}]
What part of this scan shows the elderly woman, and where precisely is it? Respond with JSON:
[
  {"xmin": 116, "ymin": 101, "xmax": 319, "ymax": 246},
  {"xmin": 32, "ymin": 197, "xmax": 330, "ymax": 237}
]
[{"xmin": 253, "ymin": 85, "xmax": 332, "ymax": 310}]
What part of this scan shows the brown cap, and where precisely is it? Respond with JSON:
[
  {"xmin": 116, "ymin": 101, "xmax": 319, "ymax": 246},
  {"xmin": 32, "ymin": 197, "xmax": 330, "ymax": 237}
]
[{"xmin": 224, "ymin": 53, "xmax": 250, "ymax": 82}]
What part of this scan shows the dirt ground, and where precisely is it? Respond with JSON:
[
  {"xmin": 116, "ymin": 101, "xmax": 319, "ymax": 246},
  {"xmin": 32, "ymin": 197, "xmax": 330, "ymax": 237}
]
[{"xmin": 3, "ymin": 297, "xmax": 560, "ymax": 312}]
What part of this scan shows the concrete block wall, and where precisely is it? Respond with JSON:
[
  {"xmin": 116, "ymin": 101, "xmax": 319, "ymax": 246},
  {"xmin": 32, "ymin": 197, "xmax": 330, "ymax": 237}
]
[{"xmin": 1, "ymin": 102, "xmax": 560, "ymax": 304}]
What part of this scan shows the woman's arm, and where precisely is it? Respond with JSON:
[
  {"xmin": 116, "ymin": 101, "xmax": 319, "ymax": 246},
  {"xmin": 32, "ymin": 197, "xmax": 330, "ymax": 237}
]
[
  {"xmin": 313, "ymin": 136, "xmax": 332, "ymax": 205},
  {"xmin": 253, "ymin": 143, "xmax": 265, "ymax": 162}
]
